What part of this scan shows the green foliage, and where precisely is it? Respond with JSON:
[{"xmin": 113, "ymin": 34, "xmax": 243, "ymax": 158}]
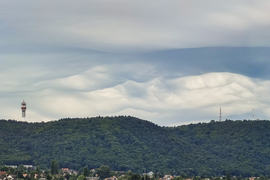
[
  {"xmin": 30, "ymin": 171, "xmax": 36, "ymax": 179},
  {"xmin": 97, "ymin": 165, "xmax": 111, "ymax": 180},
  {"xmin": 0, "ymin": 166, "xmax": 9, "ymax": 171},
  {"xmin": 51, "ymin": 160, "xmax": 59, "ymax": 175},
  {"xmin": 83, "ymin": 166, "xmax": 90, "ymax": 177},
  {"xmin": 37, "ymin": 164, "xmax": 48, "ymax": 171},
  {"xmin": 46, "ymin": 174, "xmax": 52, "ymax": 180},
  {"xmin": 125, "ymin": 170, "xmax": 133, "ymax": 177},
  {"xmin": 69, "ymin": 174, "xmax": 77, "ymax": 180},
  {"xmin": 2, "ymin": 117, "xmax": 270, "ymax": 176},
  {"xmin": 226, "ymin": 172, "xmax": 231, "ymax": 180},
  {"xmin": 78, "ymin": 175, "xmax": 86, "ymax": 180},
  {"xmin": 59, "ymin": 176, "xmax": 65, "ymax": 180},
  {"xmin": 140, "ymin": 175, "xmax": 150, "ymax": 180},
  {"xmin": 25, "ymin": 174, "xmax": 31, "ymax": 180},
  {"xmin": 65, "ymin": 173, "xmax": 71, "ymax": 180},
  {"xmin": 18, "ymin": 164, "xmax": 26, "ymax": 171},
  {"xmin": 129, "ymin": 174, "xmax": 141, "ymax": 180},
  {"xmin": 18, "ymin": 171, "xmax": 24, "ymax": 179}
]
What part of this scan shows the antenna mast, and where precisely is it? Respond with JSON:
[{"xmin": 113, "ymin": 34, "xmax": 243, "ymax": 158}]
[
  {"xmin": 219, "ymin": 105, "xmax": 222, "ymax": 122},
  {"xmin": 252, "ymin": 108, "xmax": 254, "ymax": 120}
]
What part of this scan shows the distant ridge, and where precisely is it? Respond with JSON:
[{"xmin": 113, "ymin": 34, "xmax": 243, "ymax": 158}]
[{"xmin": 0, "ymin": 117, "xmax": 270, "ymax": 177}]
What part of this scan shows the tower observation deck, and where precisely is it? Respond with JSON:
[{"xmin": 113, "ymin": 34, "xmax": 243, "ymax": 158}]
[{"xmin": 21, "ymin": 100, "xmax": 27, "ymax": 118}]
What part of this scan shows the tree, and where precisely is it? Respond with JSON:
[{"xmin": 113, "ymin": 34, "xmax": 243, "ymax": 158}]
[
  {"xmin": 78, "ymin": 175, "xmax": 86, "ymax": 180},
  {"xmin": 18, "ymin": 171, "xmax": 24, "ymax": 179},
  {"xmin": 51, "ymin": 160, "xmax": 59, "ymax": 175},
  {"xmin": 25, "ymin": 174, "xmax": 31, "ymax": 180},
  {"xmin": 158, "ymin": 172, "xmax": 164, "ymax": 178},
  {"xmin": 18, "ymin": 164, "xmax": 26, "ymax": 172},
  {"xmin": 36, "ymin": 166, "xmax": 41, "ymax": 174},
  {"xmin": 83, "ymin": 166, "xmax": 90, "ymax": 177},
  {"xmin": 78, "ymin": 168, "xmax": 83, "ymax": 175},
  {"xmin": 97, "ymin": 165, "xmax": 111, "ymax": 180},
  {"xmin": 125, "ymin": 170, "xmax": 133, "ymax": 177},
  {"xmin": 129, "ymin": 174, "xmax": 141, "ymax": 180},
  {"xmin": 69, "ymin": 174, "xmax": 77, "ymax": 180},
  {"xmin": 64, "ymin": 173, "xmax": 71, "ymax": 180},
  {"xmin": 0, "ymin": 166, "xmax": 8, "ymax": 171},
  {"xmin": 237, "ymin": 175, "xmax": 243, "ymax": 180},
  {"xmin": 46, "ymin": 174, "xmax": 52, "ymax": 180},
  {"xmin": 180, "ymin": 172, "xmax": 188, "ymax": 179},
  {"xmin": 153, "ymin": 173, "xmax": 158, "ymax": 179},
  {"xmin": 30, "ymin": 171, "xmax": 36, "ymax": 179},
  {"xmin": 226, "ymin": 172, "xmax": 231, "ymax": 180},
  {"xmin": 37, "ymin": 164, "xmax": 48, "ymax": 171},
  {"xmin": 140, "ymin": 175, "xmax": 150, "ymax": 180}
]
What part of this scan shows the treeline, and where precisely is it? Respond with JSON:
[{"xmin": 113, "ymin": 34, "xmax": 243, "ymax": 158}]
[{"xmin": 1, "ymin": 117, "xmax": 270, "ymax": 177}]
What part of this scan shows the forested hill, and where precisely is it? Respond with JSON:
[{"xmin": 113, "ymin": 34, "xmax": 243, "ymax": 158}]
[{"xmin": 1, "ymin": 117, "xmax": 270, "ymax": 177}]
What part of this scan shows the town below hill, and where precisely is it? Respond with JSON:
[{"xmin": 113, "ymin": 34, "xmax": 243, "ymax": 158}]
[
  {"xmin": 1, "ymin": 116, "xmax": 270, "ymax": 177},
  {"xmin": 0, "ymin": 163, "xmax": 268, "ymax": 180}
]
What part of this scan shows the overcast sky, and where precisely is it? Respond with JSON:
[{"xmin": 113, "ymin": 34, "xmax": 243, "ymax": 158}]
[{"xmin": 1, "ymin": 0, "xmax": 270, "ymax": 126}]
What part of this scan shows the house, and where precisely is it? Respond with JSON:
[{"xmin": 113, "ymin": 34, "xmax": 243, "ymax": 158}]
[
  {"xmin": 3, "ymin": 175, "xmax": 13, "ymax": 180},
  {"xmin": 5, "ymin": 166, "xmax": 17, "ymax": 169},
  {"xmin": 0, "ymin": 172, "xmax": 6, "ymax": 176},
  {"xmin": 104, "ymin": 176, "xmax": 118, "ymax": 180},
  {"xmin": 62, "ymin": 168, "xmax": 69, "ymax": 172},
  {"xmin": 161, "ymin": 175, "xmax": 173, "ymax": 180},
  {"xmin": 147, "ymin": 171, "xmax": 154, "ymax": 177},
  {"xmin": 86, "ymin": 177, "xmax": 98, "ymax": 180},
  {"xmin": 0, "ymin": 172, "xmax": 7, "ymax": 180},
  {"xmin": 249, "ymin": 177, "xmax": 258, "ymax": 180},
  {"xmin": 69, "ymin": 170, "xmax": 78, "ymax": 175},
  {"xmin": 24, "ymin": 165, "xmax": 33, "ymax": 169}
]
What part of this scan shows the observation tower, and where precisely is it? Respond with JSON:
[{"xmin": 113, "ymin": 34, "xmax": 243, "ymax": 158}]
[{"xmin": 21, "ymin": 100, "xmax": 27, "ymax": 119}]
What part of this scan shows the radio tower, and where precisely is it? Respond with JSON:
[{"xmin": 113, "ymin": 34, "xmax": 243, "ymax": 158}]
[
  {"xmin": 252, "ymin": 108, "xmax": 254, "ymax": 120},
  {"xmin": 21, "ymin": 100, "xmax": 27, "ymax": 119},
  {"xmin": 219, "ymin": 105, "xmax": 222, "ymax": 122}
]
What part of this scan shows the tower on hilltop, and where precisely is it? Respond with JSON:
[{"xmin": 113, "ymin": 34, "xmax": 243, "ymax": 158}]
[
  {"xmin": 21, "ymin": 100, "xmax": 27, "ymax": 118},
  {"xmin": 219, "ymin": 105, "xmax": 222, "ymax": 122}
]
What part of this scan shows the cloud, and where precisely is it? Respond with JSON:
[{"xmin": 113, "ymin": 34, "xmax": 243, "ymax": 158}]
[
  {"xmin": 1, "ymin": 69, "xmax": 270, "ymax": 126},
  {"xmin": 1, "ymin": 1, "xmax": 270, "ymax": 125},
  {"xmin": 1, "ymin": 1, "xmax": 270, "ymax": 51}
]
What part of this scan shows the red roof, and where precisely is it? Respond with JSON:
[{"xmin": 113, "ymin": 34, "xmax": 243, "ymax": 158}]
[{"xmin": 0, "ymin": 172, "xmax": 6, "ymax": 175}]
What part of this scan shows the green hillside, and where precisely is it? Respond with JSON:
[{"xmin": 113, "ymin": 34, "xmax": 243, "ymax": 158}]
[
  {"xmin": 0, "ymin": 117, "xmax": 270, "ymax": 177},
  {"xmin": 171, "ymin": 120, "xmax": 270, "ymax": 177}
]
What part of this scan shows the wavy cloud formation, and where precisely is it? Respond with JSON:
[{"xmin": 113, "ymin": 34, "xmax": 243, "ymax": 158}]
[
  {"xmin": 2, "ymin": 69, "xmax": 269, "ymax": 126},
  {"xmin": 1, "ymin": 1, "xmax": 270, "ymax": 125}
]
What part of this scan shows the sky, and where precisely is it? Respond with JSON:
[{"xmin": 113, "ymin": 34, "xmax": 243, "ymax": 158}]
[{"xmin": 1, "ymin": 0, "xmax": 270, "ymax": 126}]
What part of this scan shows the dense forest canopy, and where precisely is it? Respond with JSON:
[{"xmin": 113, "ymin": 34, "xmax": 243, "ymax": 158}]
[{"xmin": 0, "ymin": 116, "xmax": 270, "ymax": 177}]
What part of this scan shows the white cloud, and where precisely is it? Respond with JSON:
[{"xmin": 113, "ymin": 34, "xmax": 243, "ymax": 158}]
[{"xmin": 1, "ymin": 71, "xmax": 270, "ymax": 126}]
